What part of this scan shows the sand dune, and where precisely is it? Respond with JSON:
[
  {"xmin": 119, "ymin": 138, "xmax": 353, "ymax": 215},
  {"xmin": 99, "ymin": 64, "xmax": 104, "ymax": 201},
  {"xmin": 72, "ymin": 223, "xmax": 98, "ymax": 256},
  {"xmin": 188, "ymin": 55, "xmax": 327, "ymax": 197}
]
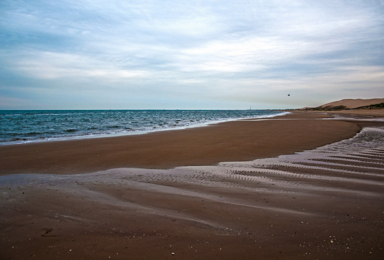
[{"xmin": 320, "ymin": 98, "xmax": 384, "ymax": 109}]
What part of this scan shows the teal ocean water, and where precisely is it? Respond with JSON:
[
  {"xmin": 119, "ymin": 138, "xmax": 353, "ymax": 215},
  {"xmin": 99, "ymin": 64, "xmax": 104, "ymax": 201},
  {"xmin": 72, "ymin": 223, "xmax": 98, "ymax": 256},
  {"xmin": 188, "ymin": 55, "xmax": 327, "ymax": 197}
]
[{"xmin": 0, "ymin": 110, "xmax": 287, "ymax": 145}]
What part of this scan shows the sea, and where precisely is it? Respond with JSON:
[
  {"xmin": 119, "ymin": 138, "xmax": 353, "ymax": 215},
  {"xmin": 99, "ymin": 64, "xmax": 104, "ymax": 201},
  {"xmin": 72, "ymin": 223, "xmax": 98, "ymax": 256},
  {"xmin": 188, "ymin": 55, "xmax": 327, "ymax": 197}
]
[{"xmin": 0, "ymin": 110, "xmax": 287, "ymax": 145}]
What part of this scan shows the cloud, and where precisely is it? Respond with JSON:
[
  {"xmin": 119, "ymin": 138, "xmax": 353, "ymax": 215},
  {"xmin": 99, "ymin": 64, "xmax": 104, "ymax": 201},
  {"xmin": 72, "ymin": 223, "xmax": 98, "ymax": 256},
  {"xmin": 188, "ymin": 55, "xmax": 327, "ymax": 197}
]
[
  {"xmin": 9, "ymin": 51, "xmax": 149, "ymax": 80},
  {"xmin": 1, "ymin": 0, "xmax": 384, "ymax": 109}
]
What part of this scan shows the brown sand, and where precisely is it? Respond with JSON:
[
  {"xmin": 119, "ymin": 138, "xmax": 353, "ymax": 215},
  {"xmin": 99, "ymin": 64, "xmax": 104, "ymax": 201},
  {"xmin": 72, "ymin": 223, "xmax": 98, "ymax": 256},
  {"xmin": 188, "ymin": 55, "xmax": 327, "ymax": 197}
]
[{"xmin": 1, "ymin": 112, "xmax": 384, "ymax": 260}]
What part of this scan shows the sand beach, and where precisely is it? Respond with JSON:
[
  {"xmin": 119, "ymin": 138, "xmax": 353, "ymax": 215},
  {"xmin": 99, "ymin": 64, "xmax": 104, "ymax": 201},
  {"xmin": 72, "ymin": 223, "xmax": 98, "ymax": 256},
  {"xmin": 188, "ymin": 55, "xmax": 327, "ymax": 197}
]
[
  {"xmin": 2, "ymin": 0, "xmax": 384, "ymax": 258},
  {"xmin": 1, "ymin": 111, "xmax": 384, "ymax": 259}
]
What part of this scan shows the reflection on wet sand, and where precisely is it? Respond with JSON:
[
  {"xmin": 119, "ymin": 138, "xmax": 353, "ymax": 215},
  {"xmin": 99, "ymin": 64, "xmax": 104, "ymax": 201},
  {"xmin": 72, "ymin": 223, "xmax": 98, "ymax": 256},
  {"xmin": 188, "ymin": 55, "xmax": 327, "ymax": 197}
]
[{"xmin": 1, "ymin": 126, "xmax": 384, "ymax": 259}]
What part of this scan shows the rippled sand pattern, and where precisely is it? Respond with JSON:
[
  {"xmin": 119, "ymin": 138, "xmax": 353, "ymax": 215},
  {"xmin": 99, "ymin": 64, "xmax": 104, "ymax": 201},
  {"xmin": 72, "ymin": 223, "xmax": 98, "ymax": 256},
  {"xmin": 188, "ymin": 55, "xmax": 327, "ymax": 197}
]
[{"xmin": 1, "ymin": 127, "xmax": 384, "ymax": 259}]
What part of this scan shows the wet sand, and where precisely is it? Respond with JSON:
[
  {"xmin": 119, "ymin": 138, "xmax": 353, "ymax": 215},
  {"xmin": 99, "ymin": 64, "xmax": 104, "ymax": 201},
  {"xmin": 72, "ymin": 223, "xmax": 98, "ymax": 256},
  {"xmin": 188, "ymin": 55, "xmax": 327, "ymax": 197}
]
[
  {"xmin": 328, "ymin": 109, "xmax": 384, "ymax": 117},
  {"xmin": 1, "ymin": 112, "xmax": 384, "ymax": 260},
  {"xmin": 0, "ymin": 112, "xmax": 361, "ymax": 175}
]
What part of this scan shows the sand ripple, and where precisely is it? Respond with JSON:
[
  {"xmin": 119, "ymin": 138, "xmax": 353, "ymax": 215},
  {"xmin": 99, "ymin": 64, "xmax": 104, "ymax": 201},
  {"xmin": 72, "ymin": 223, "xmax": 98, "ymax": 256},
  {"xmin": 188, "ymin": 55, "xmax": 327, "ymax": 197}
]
[{"xmin": 1, "ymin": 127, "xmax": 384, "ymax": 259}]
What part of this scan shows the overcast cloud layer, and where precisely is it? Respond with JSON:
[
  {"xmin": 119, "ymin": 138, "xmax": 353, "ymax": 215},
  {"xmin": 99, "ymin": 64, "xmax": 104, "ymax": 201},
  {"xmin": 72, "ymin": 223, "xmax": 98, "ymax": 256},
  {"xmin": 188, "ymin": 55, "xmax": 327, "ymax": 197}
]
[{"xmin": 1, "ymin": 0, "xmax": 384, "ymax": 109}]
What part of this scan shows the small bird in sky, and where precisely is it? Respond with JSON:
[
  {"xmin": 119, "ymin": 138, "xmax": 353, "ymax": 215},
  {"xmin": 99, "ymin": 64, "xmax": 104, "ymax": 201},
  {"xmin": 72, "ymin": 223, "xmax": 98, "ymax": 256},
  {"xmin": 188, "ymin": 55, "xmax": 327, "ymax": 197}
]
[{"xmin": 288, "ymin": 94, "xmax": 290, "ymax": 96}]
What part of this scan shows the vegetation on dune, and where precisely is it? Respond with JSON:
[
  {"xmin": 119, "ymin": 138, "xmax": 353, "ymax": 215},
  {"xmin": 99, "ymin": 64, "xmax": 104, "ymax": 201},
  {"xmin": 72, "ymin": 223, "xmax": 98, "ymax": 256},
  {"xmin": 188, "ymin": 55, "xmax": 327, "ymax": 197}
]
[
  {"xmin": 356, "ymin": 102, "xmax": 384, "ymax": 109},
  {"xmin": 311, "ymin": 105, "xmax": 347, "ymax": 111},
  {"xmin": 302, "ymin": 102, "xmax": 384, "ymax": 111}
]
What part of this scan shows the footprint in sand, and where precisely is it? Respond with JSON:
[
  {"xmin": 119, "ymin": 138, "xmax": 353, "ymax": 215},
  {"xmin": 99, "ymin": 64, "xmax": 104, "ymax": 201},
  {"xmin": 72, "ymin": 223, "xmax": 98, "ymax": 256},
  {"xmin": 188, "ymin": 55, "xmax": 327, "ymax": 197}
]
[{"xmin": 41, "ymin": 228, "xmax": 56, "ymax": 237}]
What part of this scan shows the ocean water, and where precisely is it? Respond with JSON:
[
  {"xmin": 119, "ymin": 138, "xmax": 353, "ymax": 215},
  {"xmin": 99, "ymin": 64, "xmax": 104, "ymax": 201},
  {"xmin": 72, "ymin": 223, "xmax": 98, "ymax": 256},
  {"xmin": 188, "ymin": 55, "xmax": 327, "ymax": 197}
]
[{"xmin": 0, "ymin": 110, "xmax": 286, "ymax": 145}]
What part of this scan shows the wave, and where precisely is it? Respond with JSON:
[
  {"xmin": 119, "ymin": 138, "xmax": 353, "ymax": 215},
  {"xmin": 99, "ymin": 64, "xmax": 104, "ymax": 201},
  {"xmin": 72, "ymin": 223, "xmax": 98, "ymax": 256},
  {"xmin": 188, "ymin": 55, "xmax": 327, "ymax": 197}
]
[{"xmin": 0, "ymin": 110, "xmax": 287, "ymax": 145}]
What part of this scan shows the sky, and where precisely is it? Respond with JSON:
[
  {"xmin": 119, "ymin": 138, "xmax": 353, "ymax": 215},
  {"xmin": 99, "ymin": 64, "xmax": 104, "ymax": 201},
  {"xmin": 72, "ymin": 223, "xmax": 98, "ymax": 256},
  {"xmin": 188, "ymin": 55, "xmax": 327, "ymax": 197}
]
[{"xmin": 1, "ymin": 0, "xmax": 384, "ymax": 109}]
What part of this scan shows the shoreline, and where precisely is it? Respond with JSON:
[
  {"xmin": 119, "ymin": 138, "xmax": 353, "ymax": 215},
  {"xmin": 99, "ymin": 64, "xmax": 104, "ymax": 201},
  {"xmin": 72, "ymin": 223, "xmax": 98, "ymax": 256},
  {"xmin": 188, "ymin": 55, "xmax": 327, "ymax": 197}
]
[
  {"xmin": 0, "ymin": 111, "xmax": 368, "ymax": 175},
  {"xmin": 0, "ymin": 110, "xmax": 288, "ymax": 147},
  {"xmin": 1, "ymin": 111, "xmax": 384, "ymax": 260}
]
